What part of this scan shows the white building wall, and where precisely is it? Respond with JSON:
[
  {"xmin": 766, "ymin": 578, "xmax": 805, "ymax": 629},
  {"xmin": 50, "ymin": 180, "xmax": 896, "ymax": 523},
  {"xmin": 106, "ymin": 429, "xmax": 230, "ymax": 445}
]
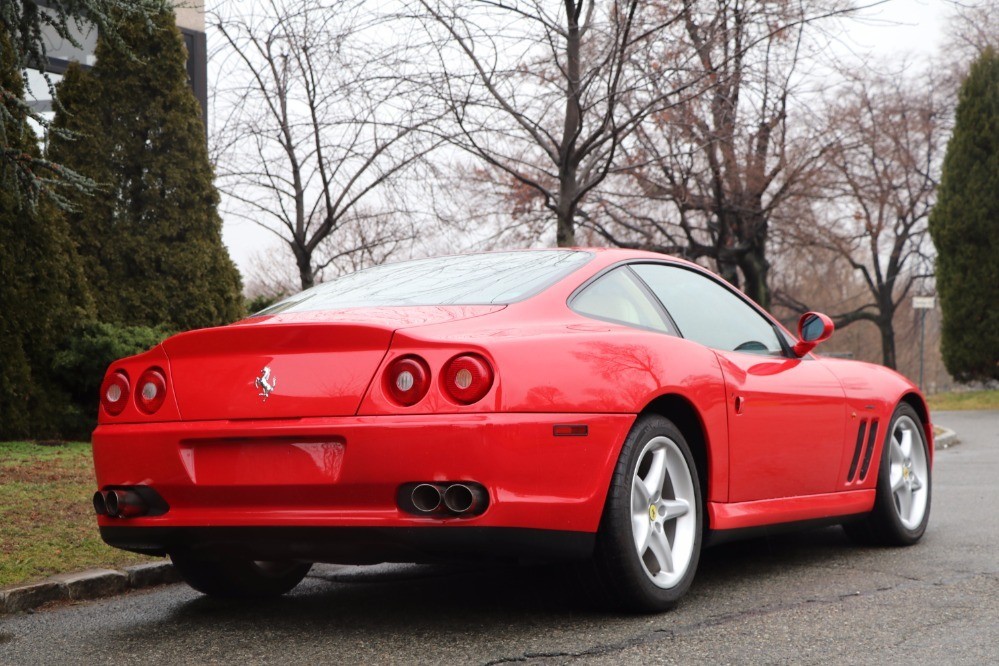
[{"xmin": 174, "ymin": 1, "xmax": 206, "ymax": 33}]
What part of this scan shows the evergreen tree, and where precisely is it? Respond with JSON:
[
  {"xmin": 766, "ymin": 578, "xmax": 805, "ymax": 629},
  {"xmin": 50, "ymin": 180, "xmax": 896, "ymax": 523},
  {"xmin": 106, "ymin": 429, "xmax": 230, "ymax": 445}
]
[
  {"xmin": 48, "ymin": 8, "xmax": 244, "ymax": 332},
  {"xmin": 929, "ymin": 48, "xmax": 999, "ymax": 382},
  {"xmin": 0, "ymin": 0, "xmax": 166, "ymax": 207},
  {"xmin": 0, "ymin": 34, "xmax": 93, "ymax": 439}
]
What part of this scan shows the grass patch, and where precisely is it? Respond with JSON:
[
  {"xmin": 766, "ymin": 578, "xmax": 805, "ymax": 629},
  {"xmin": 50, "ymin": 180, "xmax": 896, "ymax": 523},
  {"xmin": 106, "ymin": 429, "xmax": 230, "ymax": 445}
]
[
  {"xmin": 927, "ymin": 389, "xmax": 999, "ymax": 412},
  {"xmin": 0, "ymin": 441, "xmax": 153, "ymax": 587}
]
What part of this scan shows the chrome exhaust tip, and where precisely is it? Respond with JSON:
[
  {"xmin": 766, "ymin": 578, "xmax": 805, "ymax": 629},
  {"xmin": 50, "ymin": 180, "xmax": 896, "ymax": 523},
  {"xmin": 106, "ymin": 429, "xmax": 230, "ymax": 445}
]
[
  {"xmin": 93, "ymin": 491, "xmax": 108, "ymax": 516},
  {"xmin": 105, "ymin": 490, "xmax": 120, "ymax": 517},
  {"xmin": 443, "ymin": 483, "xmax": 486, "ymax": 514},
  {"xmin": 411, "ymin": 483, "xmax": 443, "ymax": 513},
  {"xmin": 105, "ymin": 489, "xmax": 148, "ymax": 518}
]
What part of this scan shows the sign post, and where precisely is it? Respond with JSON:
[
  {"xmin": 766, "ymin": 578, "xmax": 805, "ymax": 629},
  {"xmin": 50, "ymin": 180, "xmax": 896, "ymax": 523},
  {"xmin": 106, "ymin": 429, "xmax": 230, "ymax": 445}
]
[{"xmin": 912, "ymin": 296, "xmax": 936, "ymax": 391}]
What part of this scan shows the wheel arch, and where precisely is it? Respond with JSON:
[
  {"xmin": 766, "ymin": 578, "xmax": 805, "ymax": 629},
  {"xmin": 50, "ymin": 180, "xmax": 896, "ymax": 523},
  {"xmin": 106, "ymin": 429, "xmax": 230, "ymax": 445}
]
[
  {"xmin": 900, "ymin": 391, "xmax": 934, "ymax": 465},
  {"xmin": 639, "ymin": 393, "xmax": 711, "ymax": 527}
]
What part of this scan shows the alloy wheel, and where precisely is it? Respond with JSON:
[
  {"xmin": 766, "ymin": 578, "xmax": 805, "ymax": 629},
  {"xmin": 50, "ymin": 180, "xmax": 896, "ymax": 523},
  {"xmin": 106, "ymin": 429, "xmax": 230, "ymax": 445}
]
[{"xmin": 630, "ymin": 435, "xmax": 697, "ymax": 589}]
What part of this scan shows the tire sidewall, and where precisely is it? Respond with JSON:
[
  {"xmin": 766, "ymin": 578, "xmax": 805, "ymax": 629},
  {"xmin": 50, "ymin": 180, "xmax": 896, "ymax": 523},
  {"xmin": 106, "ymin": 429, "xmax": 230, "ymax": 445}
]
[
  {"xmin": 874, "ymin": 403, "xmax": 932, "ymax": 544},
  {"xmin": 171, "ymin": 555, "xmax": 312, "ymax": 598},
  {"xmin": 597, "ymin": 414, "xmax": 703, "ymax": 611}
]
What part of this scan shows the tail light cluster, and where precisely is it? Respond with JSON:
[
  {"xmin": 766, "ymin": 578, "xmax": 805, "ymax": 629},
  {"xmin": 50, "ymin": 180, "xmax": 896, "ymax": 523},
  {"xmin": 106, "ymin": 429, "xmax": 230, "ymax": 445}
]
[
  {"xmin": 100, "ymin": 371, "xmax": 130, "ymax": 416},
  {"xmin": 383, "ymin": 353, "xmax": 494, "ymax": 407},
  {"xmin": 100, "ymin": 367, "xmax": 169, "ymax": 416},
  {"xmin": 385, "ymin": 356, "xmax": 431, "ymax": 406}
]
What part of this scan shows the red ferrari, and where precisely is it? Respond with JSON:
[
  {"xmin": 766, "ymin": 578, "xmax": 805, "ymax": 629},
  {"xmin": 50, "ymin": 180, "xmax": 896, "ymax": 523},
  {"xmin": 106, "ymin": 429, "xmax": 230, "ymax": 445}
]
[{"xmin": 91, "ymin": 249, "xmax": 932, "ymax": 610}]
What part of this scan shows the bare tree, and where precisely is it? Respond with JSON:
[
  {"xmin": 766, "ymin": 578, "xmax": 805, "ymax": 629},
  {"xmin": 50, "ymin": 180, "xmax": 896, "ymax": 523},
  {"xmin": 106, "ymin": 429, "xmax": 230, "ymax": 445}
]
[
  {"xmin": 945, "ymin": 0, "xmax": 999, "ymax": 61},
  {"xmin": 412, "ymin": 0, "xmax": 696, "ymax": 247},
  {"xmin": 211, "ymin": 0, "xmax": 439, "ymax": 289},
  {"xmin": 588, "ymin": 0, "xmax": 853, "ymax": 309},
  {"xmin": 778, "ymin": 68, "xmax": 948, "ymax": 369}
]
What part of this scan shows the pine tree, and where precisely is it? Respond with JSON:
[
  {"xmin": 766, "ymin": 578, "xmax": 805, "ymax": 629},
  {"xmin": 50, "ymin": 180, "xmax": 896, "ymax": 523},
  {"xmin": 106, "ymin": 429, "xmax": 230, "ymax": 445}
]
[
  {"xmin": 0, "ymin": 34, "xmax": 94, "ymax": 439},
  {"xmin": 928, "ymin": 48, "xmax": 999, "ymax": 383},
  {"xmin": 0, "ymin": 0, "xmax": 167, "ymax": 207},
  {"xmin": 48, "ymin": 8, "xmax": 244, "ymax": 332}
]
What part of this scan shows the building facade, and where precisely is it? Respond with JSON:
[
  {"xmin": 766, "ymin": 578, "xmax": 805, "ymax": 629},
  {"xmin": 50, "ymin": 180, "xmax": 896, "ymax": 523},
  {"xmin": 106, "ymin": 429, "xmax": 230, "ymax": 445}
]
[{"xmin": 27, "ymin": 1, "xmax": 207, "ymax": 117}]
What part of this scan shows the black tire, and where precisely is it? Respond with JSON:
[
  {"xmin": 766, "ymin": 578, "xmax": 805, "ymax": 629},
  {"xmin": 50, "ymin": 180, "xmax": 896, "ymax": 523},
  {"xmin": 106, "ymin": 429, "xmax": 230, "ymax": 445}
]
[
  {"xmin": 843, "ymin": 403, "xmax": 931, "ymax": 546},
  {"xmin": 590, "ymin": 414, "xmax": 703, "ymax": 612},
  {"xmin": 170, "ymin": 555, "xmax": 312, "ymax": 598}
]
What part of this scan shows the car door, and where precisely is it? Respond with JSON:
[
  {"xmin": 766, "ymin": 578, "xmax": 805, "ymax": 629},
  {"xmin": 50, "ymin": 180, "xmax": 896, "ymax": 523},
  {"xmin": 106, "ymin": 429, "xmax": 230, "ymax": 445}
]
[{"xmin": 631, "ymin": 263, "xmax": 848, "ymax": 502}]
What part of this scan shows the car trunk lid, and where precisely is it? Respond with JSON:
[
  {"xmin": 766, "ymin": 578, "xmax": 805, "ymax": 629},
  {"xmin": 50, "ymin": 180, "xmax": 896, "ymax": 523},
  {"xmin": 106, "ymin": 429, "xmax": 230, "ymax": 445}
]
[{"xmin": 162, "ymin": 305, "xmax": 504, "ymax": 420}]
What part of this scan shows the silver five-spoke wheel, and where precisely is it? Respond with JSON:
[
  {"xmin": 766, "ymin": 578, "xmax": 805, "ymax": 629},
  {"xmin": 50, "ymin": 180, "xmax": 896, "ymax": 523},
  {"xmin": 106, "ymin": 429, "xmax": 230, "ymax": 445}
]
[
  {"xmin": 631, "ymin": 436, "xmax": 697, "ymax": 589},
  {"xmin": 593, "ymin": 414, "xmax": 702, "ymax": 611},
  {"xmin": 843, "ymin": 403, "xmax": 931, "ymax": 547},
  {"xmin": 888, "ymin": 414, "xmax": 929, "ymax": 530}
]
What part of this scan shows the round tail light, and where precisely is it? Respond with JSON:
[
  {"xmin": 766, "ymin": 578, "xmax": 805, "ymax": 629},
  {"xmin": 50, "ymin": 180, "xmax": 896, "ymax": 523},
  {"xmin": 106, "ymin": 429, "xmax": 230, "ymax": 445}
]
[
  {"xmin": 442, "ymin": 354, "xmax": 493, "ymax": 405},
  {"xmin": 135, "ymin": 368, "xmax": 167, "ymax": 414},
  {"xmin": 100, "ymin": 370, "xmax": 130, "ymax": 416},
  {"xmin": 384, "ymin": 356, "xmax": 431, "ymax": 407}
]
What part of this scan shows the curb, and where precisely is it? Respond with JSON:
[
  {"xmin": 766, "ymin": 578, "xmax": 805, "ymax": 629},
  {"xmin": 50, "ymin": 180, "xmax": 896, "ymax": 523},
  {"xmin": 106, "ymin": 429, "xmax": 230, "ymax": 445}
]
[
  {"xmin": 0, "ymin": 562, "xmax": 180, "ymax": 615},
  {"xmin": 935, "ymin": 426, "xmax": 958, "ymax": 449}
]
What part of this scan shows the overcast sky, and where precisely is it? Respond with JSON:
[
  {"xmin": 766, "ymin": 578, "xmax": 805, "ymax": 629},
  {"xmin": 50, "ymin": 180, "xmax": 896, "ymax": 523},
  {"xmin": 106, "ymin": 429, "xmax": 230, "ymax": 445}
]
[{"xmin": 216, "ymin": 0, "xmax": 954, "ymax": 279}]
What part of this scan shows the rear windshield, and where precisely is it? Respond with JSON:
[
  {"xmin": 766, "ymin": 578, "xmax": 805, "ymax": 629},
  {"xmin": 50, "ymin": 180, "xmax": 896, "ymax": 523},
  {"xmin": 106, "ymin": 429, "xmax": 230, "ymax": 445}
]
[{"xmin": 257, "ymin": 250, "xmax": 593, "ymax": 314}]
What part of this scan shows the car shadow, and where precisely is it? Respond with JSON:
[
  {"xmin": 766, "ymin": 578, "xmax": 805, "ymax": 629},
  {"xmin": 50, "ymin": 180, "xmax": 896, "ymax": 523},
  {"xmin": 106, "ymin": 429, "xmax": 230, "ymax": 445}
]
[{"xmin": 156, "ymin": 525, "xmax": 859, "ymax": 633}]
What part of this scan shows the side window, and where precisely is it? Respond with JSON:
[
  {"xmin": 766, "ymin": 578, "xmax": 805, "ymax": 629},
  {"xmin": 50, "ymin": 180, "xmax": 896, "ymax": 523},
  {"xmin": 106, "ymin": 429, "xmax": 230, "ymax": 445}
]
[
  {"xmin": 571, "ymin": 268, "xmax": 672, "ymax": 333},
  {"xmin": 632, "ymin": 264, "xmax": 783, "ymax": 355}
]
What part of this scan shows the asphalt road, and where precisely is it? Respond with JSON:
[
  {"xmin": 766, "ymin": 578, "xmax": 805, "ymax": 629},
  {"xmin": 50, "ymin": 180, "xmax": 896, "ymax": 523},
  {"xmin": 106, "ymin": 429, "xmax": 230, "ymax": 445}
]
[{"xmin": 2, "ymin": 410, "xmax": 997, "ymax": 665}]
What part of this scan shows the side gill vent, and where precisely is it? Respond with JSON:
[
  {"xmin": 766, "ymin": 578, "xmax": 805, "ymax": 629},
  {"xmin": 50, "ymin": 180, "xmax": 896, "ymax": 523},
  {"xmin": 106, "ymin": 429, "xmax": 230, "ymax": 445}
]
[
  {"xmin": 859, "ymin": 418, "xmax": 880, "ymax": 481},
  {"xmin": 847, "ymin": 419, "xmax": 868, "ymax": 482}
]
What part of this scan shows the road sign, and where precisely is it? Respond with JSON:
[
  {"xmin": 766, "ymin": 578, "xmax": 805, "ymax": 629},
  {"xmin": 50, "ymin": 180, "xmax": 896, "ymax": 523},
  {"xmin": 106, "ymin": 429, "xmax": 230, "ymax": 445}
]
[{"xmin": 913, "ymin": 296, "xmax": 936, "ymax": 310}]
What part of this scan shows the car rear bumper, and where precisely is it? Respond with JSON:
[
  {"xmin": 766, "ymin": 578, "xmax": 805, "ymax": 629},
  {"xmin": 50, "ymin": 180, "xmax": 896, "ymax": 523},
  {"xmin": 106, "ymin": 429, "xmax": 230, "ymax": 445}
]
[
  {"xmin": 99, "ymin": 525, "xmax": 596, "ymax": 563},
  {"xmin": 92, "ymin": 413, "xmax": 634, "ymax": 557}
]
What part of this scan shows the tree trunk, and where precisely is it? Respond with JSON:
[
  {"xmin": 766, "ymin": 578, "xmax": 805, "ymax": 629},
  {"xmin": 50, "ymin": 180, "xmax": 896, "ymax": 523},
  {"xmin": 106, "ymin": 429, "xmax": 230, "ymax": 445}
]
[
  {"xmin": 739, "ymin": 247, "xmax": 771, "ymax": 310},
  {"xmin": 556, "ymin": 174, "xmax": 578, "ymax": 247},
  {"xmin": 716, "ymin": 258, "xmax": 740, "ymax": 290},
  {"xmin": 878, "ymin": 312, "xmax": 897, "ymax": 370},
  {"xmin": 293, "ymin": 244, "xmax": 314, "ymax": 290},
  {"xmin": 556, "ymin": 0, "xmax": 582, "ymax": 248}
]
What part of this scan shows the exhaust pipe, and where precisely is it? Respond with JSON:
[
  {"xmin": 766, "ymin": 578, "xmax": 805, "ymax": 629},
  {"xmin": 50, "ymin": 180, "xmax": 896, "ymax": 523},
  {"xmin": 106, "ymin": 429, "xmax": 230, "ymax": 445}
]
[
  {"xmin": 411, "ymin": 484, "xmax": 443, "ymax": 513},
  {"xmin": 104, "ymin": 489, "xmax": 148, "ymax": 518},
  {"xmin": 93, "ymin": 491, "xmax": 108, "ymax": 516},
  {"xmin": 443, "ymin": 483, "xmax": 487, "ymax": 514}
]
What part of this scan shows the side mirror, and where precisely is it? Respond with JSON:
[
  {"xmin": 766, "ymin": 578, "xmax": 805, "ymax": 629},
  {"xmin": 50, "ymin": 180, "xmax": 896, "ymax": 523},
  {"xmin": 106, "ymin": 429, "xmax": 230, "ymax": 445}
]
[{"xmin": 793, "ymin": 312, "xmax": 834, "ymax": 358}]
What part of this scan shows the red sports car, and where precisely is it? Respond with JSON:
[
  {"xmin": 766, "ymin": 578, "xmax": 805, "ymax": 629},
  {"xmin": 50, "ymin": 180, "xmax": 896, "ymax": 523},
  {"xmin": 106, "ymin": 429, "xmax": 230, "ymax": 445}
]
[{"xmin": 91, "ymin": 249, "xmax": 932, "ymax": 610}]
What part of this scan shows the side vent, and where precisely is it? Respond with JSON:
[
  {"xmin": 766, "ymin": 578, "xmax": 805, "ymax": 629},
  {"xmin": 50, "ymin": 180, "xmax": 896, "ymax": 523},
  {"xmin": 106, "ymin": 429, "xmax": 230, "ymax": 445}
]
[
  {"xmin": 859, "ymin": 418, "xmax": 879, "ymax": 481},
  {"xmin": 847, "ymin": 418, "xmax": 880, "ymax": 484},
  {"xmin": 847, "ymin": 420, "xmax": 868, "ymax": 482}
]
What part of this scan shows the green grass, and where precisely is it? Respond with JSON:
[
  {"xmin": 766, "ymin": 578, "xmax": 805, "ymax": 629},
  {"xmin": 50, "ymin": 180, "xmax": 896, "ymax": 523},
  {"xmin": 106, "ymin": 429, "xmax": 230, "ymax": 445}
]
[
  {"xmin": 0, "ymin": 441, "xmax": 153, "ymax": 587},
  {"xmin": 927, "ymin": 389, "xmax": 999, "ymax": 412}
]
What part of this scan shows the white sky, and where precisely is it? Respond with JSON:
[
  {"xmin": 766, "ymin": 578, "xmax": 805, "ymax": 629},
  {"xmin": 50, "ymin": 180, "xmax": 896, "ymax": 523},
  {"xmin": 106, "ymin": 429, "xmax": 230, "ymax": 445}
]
[
  {"xmin": 840, "ymin": 0, "xmax": 948, "ymax": 56},
  {"xmin": 215, "ymin": 0, "xmax": 953, "ymax": 278}
]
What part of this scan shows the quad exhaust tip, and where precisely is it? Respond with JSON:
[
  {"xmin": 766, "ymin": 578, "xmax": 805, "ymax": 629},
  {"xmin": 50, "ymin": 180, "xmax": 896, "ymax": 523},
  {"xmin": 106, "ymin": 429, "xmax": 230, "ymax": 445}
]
[
  {"xmin": 92, "ymin": 491, "xmax": 108, "ymax": 516},
  {"xmin": 411, "ymin": 483, "xmax": 443, "ymax": 513},
  {"xmin": 404, "ymin": 482, "xmax": 488, "ymax": 517},
  {"xmin": 94, "ymin": 489, "xmax": 149, "ymax": 518},
  {"xmin": 443, "ymin": 483, "xmax": 486, "ymax": 514}
]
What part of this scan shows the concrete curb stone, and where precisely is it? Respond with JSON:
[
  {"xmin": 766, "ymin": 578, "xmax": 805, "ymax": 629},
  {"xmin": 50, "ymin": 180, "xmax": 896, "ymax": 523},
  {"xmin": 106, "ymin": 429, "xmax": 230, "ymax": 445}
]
[
  {"xmin": 0, "ymin": 562, "xmax": 177, "ymax": 615},
  {"xmin": 124, "ymin": 562, "xmax": 182, "ymax": 588},
  {"xmin": 0, "ymin": 581, "xmax": 65, "ymax": 615},
  {"xmin": 935, "ymin": 426, "xmax": 958, "ymax": 449},
  {"xmin": 49, "ymin": 569, "xmax": 128, "ymax": 600}
]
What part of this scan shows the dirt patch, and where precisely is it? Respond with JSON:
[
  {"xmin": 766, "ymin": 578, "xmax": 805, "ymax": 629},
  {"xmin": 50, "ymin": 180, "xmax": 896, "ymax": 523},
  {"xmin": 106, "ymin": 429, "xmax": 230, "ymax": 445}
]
[{"xmin": 0, "ymin": 459, "xmax": 82, "ymax": 484}]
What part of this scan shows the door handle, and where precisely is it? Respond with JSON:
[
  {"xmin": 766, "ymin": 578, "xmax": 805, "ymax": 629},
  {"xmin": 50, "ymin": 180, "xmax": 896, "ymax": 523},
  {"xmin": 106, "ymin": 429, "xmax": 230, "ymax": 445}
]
[{"xmin": 734, "ymin": 395, "xmax": 745, "ymax": 414}]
